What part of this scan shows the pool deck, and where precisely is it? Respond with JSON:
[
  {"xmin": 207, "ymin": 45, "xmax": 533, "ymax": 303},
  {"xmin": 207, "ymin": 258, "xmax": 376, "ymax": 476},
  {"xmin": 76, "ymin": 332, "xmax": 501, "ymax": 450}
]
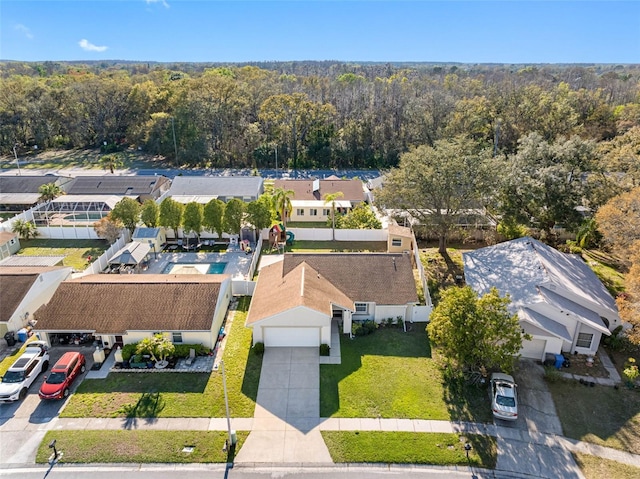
[{"xmin": 143, "ymin": 249, "xmax": 253, "ymax": 280}]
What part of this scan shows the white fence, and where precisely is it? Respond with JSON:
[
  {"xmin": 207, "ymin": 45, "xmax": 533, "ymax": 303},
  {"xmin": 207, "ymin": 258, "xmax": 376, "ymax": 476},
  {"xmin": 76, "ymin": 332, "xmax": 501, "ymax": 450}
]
[
  {"xmin": 282, "ymin": 228, "xmax": 388, "ymax": 242},
  {"xmin": 81, "ymin": 231, "xmax": 130, "ymax": 275}
]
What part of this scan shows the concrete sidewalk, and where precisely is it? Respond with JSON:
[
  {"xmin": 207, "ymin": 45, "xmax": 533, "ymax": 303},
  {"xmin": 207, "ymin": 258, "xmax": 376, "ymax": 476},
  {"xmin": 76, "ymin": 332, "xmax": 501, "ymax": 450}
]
[{"xmin": 5, "ymin": 415, "xmax": 637, "ymax": 470}]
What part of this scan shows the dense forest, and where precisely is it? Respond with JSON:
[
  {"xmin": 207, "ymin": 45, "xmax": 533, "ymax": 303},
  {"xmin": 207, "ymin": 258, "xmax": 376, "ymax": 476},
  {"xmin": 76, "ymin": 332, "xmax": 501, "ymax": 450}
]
[{"xmin": 1, "ymin": 61, "xmax": 639, "ymax": 172}]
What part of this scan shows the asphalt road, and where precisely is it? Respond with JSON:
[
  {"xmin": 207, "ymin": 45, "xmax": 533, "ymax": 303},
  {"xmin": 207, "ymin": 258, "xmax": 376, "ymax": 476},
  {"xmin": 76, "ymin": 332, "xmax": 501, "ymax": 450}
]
[{"xmin": 0, "ymin": 464, "xmax": 499, "ymax": 479}]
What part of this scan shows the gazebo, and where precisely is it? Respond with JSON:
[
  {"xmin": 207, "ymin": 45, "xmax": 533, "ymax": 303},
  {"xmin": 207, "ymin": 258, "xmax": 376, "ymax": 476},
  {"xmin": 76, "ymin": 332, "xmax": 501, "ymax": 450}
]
[{"xmin": 107, "ymin": 242, "xmax": 151, "ymax": 273}]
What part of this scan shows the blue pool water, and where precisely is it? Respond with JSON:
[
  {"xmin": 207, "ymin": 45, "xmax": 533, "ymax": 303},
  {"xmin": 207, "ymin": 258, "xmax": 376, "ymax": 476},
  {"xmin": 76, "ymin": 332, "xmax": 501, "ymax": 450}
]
[{"xmin": 162, "ymin": 262, "xmax": 227, "ymax": 274}]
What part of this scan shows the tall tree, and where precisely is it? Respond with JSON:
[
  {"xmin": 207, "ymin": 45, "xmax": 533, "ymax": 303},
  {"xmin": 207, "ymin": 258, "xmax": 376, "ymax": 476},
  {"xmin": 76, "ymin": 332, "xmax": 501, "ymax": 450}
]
[
  {"xmin": 93, "ymin": 216, "xmax": 122, "ymax": 243},
  {"xmin": 99, "ymin": 153, "xmax": 124, "ymax": 174},
  {"xmin": 427, "ymin": 286, "xmax": 528, "ymax": 373},
  {"xmin": 109, "ymin": 197, "xmax": 141, "ymax": 233},
  {"xmin": 159, "ymin": 197, "xmax": 184, "ymax": 240},
  {"xmin": 272, "ymin": 187, "xmax": 294, "ymax": 230},
  {"xmin": 246, "ymin": 194, "xmax": 274, "ymax": 231},
  {"xmin": 140, "ymin": 199, "xmax": 160, "ymax": 228},
  {"xmin": 497, "ymin": 133, "xmax": 597, "ymax": 238},
  {"xmin": 38, "ymin": 182, "xmax": 63, "ymax": 202},
  {"xmin": 259, "ymin": 92, "xmax": 336, "ymax": 170},
  {"xmin": 222, "ymin": 198, "xmax": 245, "ymax": 235},
  {"xmin": 376, "ymin": 136, "xmax": 493, "ymax": 253},
  {"xmin": 182, "ymin": 202, "xmax": 204, "ymax": 239},
  {"xmin": 203, "ymin": 198, "xmax": 225, "ymax": 239},
  {"xmin": 323, "ymin": 191, "xmax": 344, "ymax": 240},
  {"xmin": 335, "ymin": 203, "xmax": 382, "ymax": 229}
]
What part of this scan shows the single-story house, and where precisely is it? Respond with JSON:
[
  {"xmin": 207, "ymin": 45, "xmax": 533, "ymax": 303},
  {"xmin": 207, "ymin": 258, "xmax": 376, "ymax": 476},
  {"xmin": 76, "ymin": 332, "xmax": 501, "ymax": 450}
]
[
  {"xmin": 34, "ymin": 274, "xmax": 232, "ymax": 349},
  {"xmin": 463, "ymin": 236, "xmax": 621, "ymax": 361},
  {"xmin": 0, "ymin": 232, "xmax": 20, "ymax": 260},
  {"xmin": 0, "ymin": 175, "xmax": 74, "ymax": 215},
  {"xmin": 274, "ymin": 176, "xmax": 366, "ymax": 222},
  {"xmin": 65, "ymin": 175, "xmax": 171, "ymax": 202},
  {"xmin": 246, "ymin": 253, "xmax": 418, "ymax": 347},
  {"xmin": 166, "ymin": 176, "xmax": 264, "ymax": 204},
  {"xmin": 0, "ymin": 266, "xmax": 72, "ymax": 336}
]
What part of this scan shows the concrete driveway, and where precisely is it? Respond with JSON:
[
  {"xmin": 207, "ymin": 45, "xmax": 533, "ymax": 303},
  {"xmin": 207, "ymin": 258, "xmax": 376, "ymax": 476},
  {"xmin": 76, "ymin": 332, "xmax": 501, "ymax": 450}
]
[
  {"xmin": 0, "ymin": 345, "xmax": 92, "ymax": 465},
  {"xmin": 235, "ymin": 347, "xmax": 332, "ymax": 464},
  {"xmin": 495, "ymin": 360, "xmax": 584, "ymax": 479}
]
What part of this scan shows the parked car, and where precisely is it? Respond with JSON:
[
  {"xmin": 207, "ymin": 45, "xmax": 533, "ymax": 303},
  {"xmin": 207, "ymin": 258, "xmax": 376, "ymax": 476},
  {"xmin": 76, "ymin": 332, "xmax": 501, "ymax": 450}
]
[
  {"xmin": 0, "ymin": 341, "xmax": 50, "ymax": 402},
  {"xmin": 490, "ymin": 372, "xmax": 518, "ymax": 421},
  {"xmin": 39, "ymin": 351, "xmax": 86, "ymax": 400}
]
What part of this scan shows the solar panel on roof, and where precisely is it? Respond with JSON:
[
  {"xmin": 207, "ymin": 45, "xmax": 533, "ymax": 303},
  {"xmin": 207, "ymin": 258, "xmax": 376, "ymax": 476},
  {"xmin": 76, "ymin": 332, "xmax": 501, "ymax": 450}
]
[{"xmin": 12, "ymin": 358, "xmax": 30, "ymax": 368}]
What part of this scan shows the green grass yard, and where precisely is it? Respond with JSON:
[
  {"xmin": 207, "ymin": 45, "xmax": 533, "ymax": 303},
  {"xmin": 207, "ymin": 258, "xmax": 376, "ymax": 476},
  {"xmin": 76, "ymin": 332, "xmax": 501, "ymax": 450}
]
[
  {"xmin": 17, "ymin": 239, "xmax": 108, "ymax": 271},
  {"xmin": 36, "ymin": 430, "xmax": 248, "ymax": 463},
  {"xmin": 573, "ymin": 452, "xmax": 640, "ymax": 479},
  {"xmin": 321, "ymin": 431, "xmax": 497, "ymax": 467},
  {"xmin": 61, "ymin": 297, "xmax": 262, "ymax": 418},
  {"xmin": 320, "ymin": 328, "xmax": 492, "ymax": 422},
  {"xmin": 548, "ymin": 379, "xmax": 640, "ymax": 454}
]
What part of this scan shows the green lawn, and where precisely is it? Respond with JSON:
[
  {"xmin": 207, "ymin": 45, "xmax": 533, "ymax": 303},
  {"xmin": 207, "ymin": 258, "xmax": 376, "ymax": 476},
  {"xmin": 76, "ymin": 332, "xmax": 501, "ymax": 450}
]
[
  {"xmin": 266, "ymin": 240, "xmax": 387, "ymax": 253},
  {"xmin": 2, "ymin": 148, "xmax": 165, "ymax": 171},
  {"xmin": 581, "ymin": 249, "xmax": 626, "ymax": 297},
  {"xmin": 573, "ymin": 452, "xmax": 640, "ymax": 479},
  {"xmin": 36, "ymin": 430, "xmax": 248, "ymax": 463},
  {"xmin": 321, "ymin": 431, "xmax": 496, "ymax": 467},
  {"xmin": 547, "ymin": 379, "xmax": 640, "ymax": 454},
  {"xmin": 17, "ymin": 239, "xmax": 108, "ymax": 270},
  {"xmin": 61, "ymin": 297, "xmax": 262, "ymax": 418},
  {"xmin": 320, "ymin": 328, "xmax": 492, "ymax": 422}
]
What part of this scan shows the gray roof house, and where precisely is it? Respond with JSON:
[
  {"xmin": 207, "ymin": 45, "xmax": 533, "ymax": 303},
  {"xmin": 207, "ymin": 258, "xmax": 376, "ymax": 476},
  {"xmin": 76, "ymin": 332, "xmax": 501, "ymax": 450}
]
[
  {"xmin": 65, "ymin": 175, "xmax": 171, "ymax": 201},
  {"xmin": 167, "ymin": 176, "xmax": 264, "ymax": 204},
  {"xmin": 0, "ymin": 175, "xmax": 74, "ymax": 214},
  {"xmin": 463, "ymin": 236, "xmax": 621, "ymax": 361}
]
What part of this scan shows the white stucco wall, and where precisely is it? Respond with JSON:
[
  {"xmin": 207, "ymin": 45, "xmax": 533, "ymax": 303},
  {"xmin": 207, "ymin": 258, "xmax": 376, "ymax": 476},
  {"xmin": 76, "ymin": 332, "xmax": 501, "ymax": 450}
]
[{"xmin": 373, "ymin": 304, "xmax": 410, "ymax": 323}]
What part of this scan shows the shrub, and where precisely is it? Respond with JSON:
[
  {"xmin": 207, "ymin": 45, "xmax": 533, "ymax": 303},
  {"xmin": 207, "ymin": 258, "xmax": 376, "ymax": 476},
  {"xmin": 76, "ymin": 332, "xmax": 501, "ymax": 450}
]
[
  {"xmin": 253, "ymin": 342, "xmax": 265, "ymax": 356},
  {"xmin": 172, "ymin": 343, "xmax": 207, "ymax": 358},
  {"xmin": 396, "ymin": 316, "xmax": 404, "ymax": 328},
  {"xmin": 121, "ymin": 343, "xmax": 138, "ymax": 361},
  {"xmin": 623, "ymin": 358, "xmax": 639, "ymax": 386},
  {"xmin": 353, "ymin": 320, "xmax": 377, "ymax": 337},
  {"xmin": 385, "ymin": 317, "xmax": 394, "ymax": 328},
  {"xmin": 351, "ymin": 323, "xmax": 364, "ymax": 337},
  {"xmin": 320, "ymin": 344, "xmax": 330, "ymax": 356},
  {"xmin": 603, "ymin": 325, "xmax": 625, "ymax": 352}
]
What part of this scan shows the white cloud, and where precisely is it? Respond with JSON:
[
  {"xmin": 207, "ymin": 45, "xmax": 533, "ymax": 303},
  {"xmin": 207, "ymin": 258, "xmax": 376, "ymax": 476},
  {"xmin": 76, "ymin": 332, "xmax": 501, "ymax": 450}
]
[
  {"xmin": 146, "ymin": 0, "xmax": 170, "ymax": 8},
  {"xmin": 15, "ymin": 24, "xmax": 33, "ymax": 39},
  {"xmin": 78, "ymin": 39, "xmax": 108, "ymax": 52}
]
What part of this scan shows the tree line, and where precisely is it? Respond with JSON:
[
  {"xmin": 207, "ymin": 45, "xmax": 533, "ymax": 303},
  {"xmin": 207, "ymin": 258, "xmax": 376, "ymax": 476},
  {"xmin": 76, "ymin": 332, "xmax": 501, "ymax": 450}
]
[{"xmin": 1, "ymin": 61, "xmax": 638, "ymax": 171}]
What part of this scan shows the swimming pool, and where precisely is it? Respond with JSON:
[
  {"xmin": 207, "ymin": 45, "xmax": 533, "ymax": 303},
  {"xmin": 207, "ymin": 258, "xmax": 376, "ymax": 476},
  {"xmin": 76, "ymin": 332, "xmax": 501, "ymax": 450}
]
[{"xmin": 162, "ymin": 262, "xmax": 227, "ymax": 274}]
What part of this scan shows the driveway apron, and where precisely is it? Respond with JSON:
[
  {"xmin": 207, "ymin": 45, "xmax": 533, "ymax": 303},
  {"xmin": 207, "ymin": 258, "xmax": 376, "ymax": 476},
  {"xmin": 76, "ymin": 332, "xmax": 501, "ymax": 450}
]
[
  {"xmin": 234, "ymin": 347, "xmax": 332, "ymax": 464},
  {"xmin": 496, "ymin": 360, "xmax": 584, "ymax": 479}
]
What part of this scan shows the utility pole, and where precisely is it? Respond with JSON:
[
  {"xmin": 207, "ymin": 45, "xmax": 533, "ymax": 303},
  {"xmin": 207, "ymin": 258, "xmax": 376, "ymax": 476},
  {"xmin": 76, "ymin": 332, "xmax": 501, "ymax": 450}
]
[
  {"xmin": 275, "ymin": 145, "xmax": 278, "ymax": 178},
  {"xmin": 220, "ymin": 360, "xmax": 235, "ymax": 449},
  {"xmin": 12, "ymin": 143, "xmax": 21, "ymax": 176}
]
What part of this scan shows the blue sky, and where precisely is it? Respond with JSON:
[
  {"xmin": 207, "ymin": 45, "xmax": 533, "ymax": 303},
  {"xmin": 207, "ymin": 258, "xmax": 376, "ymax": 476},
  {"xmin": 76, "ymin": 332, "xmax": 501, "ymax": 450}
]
[{"xmin": 1, "ymin": 1, "xmax": 638, "ymax": 63}]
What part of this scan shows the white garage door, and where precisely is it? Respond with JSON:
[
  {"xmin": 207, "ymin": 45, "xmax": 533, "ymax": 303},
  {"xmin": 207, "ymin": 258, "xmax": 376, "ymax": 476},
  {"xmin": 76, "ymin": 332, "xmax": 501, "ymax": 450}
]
[
  {"xmin": 263, "ymin": 327, "xmax": 320, "ymax": 347},
  {"xmin": 520, "ymin": 338, "xmax": 546, "ymax": 360}
]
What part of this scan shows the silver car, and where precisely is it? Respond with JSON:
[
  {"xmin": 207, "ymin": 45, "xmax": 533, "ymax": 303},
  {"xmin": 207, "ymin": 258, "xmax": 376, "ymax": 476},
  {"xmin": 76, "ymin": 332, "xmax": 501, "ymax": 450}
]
[{"xmin": 490, "ymin": 372, "xmax": 518, "ymax": 421}]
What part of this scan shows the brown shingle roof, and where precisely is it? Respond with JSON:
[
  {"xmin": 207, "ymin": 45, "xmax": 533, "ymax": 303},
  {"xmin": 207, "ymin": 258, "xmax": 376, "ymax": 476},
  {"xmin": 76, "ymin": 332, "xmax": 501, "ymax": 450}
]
[
  {"xmin": 0, "ymin": 232, "xmax": 17, "ymax": 244},
  {"xmin": 34, "ymin": 274, "xmax": 226, "ymax": 334},
  {"xmin": 0, "ymin": 273, "xmax": 38, "ymax": 322},
  {"xmin": 387, "ymin": 224, "xmax": 412, "ymax": 238},
  {"xmin": 246, "ymin": 261, "xmax": 354, "ymax": 325},
  {"xmin": 273, "ymin": 178, "xmax": 365, "ymax": 202},
  {"xmin": 283, "ymin": 253, "xmax": 417, "ymax": 305}
]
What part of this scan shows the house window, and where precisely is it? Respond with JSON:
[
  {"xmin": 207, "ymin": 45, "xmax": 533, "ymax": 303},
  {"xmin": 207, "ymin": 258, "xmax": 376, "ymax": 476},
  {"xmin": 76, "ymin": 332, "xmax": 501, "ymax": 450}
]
[
  {"xmin": 355, "ymin": 303, "xmax": 368, "ymax": 313},
  {"xmin": 391, "ymin": 238, "xmax": 402, "ymax": 247},
  {"xmin": 310, "ymin": 209, "xmax": 318, "ymax": 216},
  {"xmin": 172, "ymin": 332, "xmax": 183, "ymax": 343},
  {"xmin": 323, "ymin": 209, "xmax": 330, "ymax": 216},
  {"xmin": 576, "ymin": 332, "xmax": 593, "ymax": 349},
  {"xmin": 297, "ymin": 209, "xmax": 305, "ymax": 216}
]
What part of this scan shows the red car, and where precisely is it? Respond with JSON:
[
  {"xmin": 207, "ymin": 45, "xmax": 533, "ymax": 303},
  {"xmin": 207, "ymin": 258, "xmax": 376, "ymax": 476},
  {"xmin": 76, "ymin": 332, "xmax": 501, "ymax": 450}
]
[{"xmin": 38, "ymin": 351, "xmax": 86, "ymax": 400}]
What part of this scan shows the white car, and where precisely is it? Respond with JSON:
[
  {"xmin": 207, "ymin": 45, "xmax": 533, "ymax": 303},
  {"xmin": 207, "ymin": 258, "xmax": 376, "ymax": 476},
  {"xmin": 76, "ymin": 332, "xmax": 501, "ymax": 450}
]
[
  {"xmin": 0, "ymin": 341, "xmax": 50, "ymax": 402},
  {"xmin": 490, "ymin": 372, "xmax": 518, "ymax": 421}
]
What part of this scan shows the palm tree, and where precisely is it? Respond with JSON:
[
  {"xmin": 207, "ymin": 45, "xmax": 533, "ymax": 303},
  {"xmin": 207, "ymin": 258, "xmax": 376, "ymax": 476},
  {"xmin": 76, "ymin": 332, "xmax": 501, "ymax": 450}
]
[
  {"xmin": 99, "ymin": 154, "xmax": 124, "ymax": 174},
  {"xmin": 38, "ymin": 182, "xmax": 64, "ymax": 202},
  {"xmin": 273, "ymin": 187, "xmax": 294, "ymax": 231},
  {"xmin": 12, "ymin": 219, "xmax": 39, "ymax": 239},
  {"xmin": 323, "ymin": 191, "xmax": 344, "ymax": 241}
]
